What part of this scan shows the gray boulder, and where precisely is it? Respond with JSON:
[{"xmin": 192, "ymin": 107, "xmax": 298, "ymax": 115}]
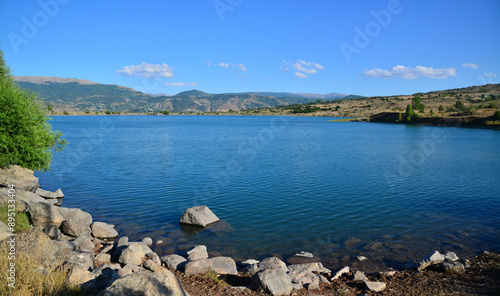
[
  {"xmin": 118, "ymin": 242, "xmax": 153, "ymax": 266},
  {"xmin": 66, "ymin": 266, "xmax": 93, "ymax": 286},
  {"xmin": 286, "ymin": 251, "xmax": 321, "ymax": 264},
  {"xmin": 59, "ymin": 207, "xmax": 93, "ymax": 237},
  {"xmin": 95, "ymin": 253, "xmax": 112, "ymax": 263},
  {"xmin": 444, "ymin": 251, "xmax": 459, "ymax": 262},
  {"xmin": 210, "ymin": 256, "xmax": 238, "ymax": 275},
  {"xmin": 184, "ymin": 258, "xmax": 213, "ymax": 275},
  {"xmin": 28, "ymin": 202, "xmax": 64, "ymax": 229},
  {"xmin": 91, "ymin": 222, "xmax": 119, "ymax": 240},
  {"xmin": 288, "ymin": 269, "xmax": 320, "ymax": 290},
  {"xmin": 117, "ymin": 263, "xmax": 141, "ymax": 278},
  {"xmin": 244, "ymin": 257, "xmax": 289, "ymax": 275},
  {"xmin": 63, "ymin": 251, "xmax": 95, "ymax": 272},
  {"xmin": 287, "ymin": 262, "xmax": 331, "ymax": 274},
  {"xmin": 35, "ymin": 188, "xmax": 64, "ymax": 199},
  {"xmin": 161, "ymin": 254, "xmax": 188, "ymax": 271},
  {"xmin": 98, "ymin": 269, "xmax": 189, "ymax": 296},
  {"xmin": 0, "ymin": 165, "xmax": 39, "ymax": 192},
  {"xmin": 142, "ymin": 237, "xmax": 153, "ymax": 247},
  {"xmin": 251, "ymin": 269, "xmax": 293, "ymax": 296},
  {"xmin": 187, "ymin": 245, "xmax": 208, "ymax": 261},
  {"xmin": 61, "ymin": 220, "xmax": 90, "ymax": 238},
  {"xmin": 179, "ymin": 206, "xmax": 219, "ymax": 227},
  {"xmin": 43, "ymin": 225, "xmax": 61, "ymax": 240},
  {"xmin": 16, "ymin": 228, "xmax": 63, "ymax": 270},
  {"xmin": 418, "ymin": 250, "xmax": 446, "ymax": 271},
  {"xmin": 74, "ymin": 236, "xmax": 95, "ymax": 251}
]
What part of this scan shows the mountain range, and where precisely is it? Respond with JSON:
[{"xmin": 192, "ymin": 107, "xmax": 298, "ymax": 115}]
[{"xmin": 14, "ymin": 76, "xmax": 362, "ymax": 113}]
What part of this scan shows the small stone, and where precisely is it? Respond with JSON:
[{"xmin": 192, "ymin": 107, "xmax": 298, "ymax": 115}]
[
  {"xmin": 444, "ymin": 251, "xmax": 459, "ymax": 262},
  {"xmin": 354, "ymin": 271, "xmax": 368, "ymax": 281},
  {"xmin": 332, "ymin": 266, "xmax": 349, "ymax": 280},
  {"xmin": 379, "ymin": 270, "xmax": 397, "ymax": 276},
  {"xmin": 161, "ymin": 254, "xmax": 188, "ymax": 271},
  {"xmin": 418, "ymin": 250, "xmax": 446, "ymax": 270},
  {"xmin": 155, "ymin": 240, "xmax": 163, "ymax": 245},
  {"xmin": 142, "ymin": 237, "xmax": 153, "ymax": 247},
  {"xmin": 441, "ymin": 261, "xmax": 465, "ymax": 274},
  {"xmin": 357, "ymin": 255, "xmax": 368, "ymax": 261},
  {"xmin": 364, "ymin": 280, "xmax": 386, "ymax": 292}
]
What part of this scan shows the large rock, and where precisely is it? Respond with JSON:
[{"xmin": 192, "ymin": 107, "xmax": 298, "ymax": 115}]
[
  {"xmin": 0, "ymin": 187, "xmax": 47, "ymax": 210},
  {"xmin": 179, "ymin": 206, "xmax": 219, "ymax": 227},
  {"xmin": 418, "ymin": 250, "xmax": 446, "ymax": 271},
  {"xmin": 35, "ymin": 188, "xmax": 64, "ymax": 199},
  {"xmin": 187, "ymin": 245, "xmax": 208, "ymax": 261},
  {"xmin": 251, "ymin": 269, "xmax": 293, "ymax": 296},
  {"xmin": 98, "ymin": 269, "xmax": 189, "ymax": 296},
  {"xmin": 63, "ymin": 251, "xmax": 95, "ymax": 272},
  {"xmin": 118, "ymin": 242, "xmax": 153, "ymax": 266},
  {"xmin": 66, "ymin": 266, "xmax": 93, "ymax": 286},
  {"xmin": 210, "ymin": 257, "xmax": 238, "ymax": 275},
  {"xmin": 441, "ymin": 261, "xmax": 465, "ymax": 274},
  {"xmin": 0, "ymin": 165, "xmax": 39, "ymax": 192},
  {"xmin": 91, "ymin": 222, "xmax": 119, "ymax": 240},
  {"xmin": 59, "ymin": 207, "xmax": 93, "ymax": 238},
  {"xmin": 287, "ymin": 262, "xmax": 331, "ymax": 274},
  {"xmin": 184, "ymin": 258, "xmax": 213, "ymax": 275},
  {"xmin": 28, "ymin": 202, "xmax": 64, "ymax": 229},
  {"xmin": 16, "ymin": 228, "xmax": 63, "ymax": 270},
  {"xmin": 161, "ymin": 254, "xmax": 188, "ymax": 271},
  {"xmin": 288, "ymin": 269, "xmax": 320, "ymax": 290},
  {"xmin": 244, "ymin": 257, "xmax": 289, "ymax": 275},
  {"xmin": 332, "ymin": 266, "xmax": 350, "ymax": 280}
]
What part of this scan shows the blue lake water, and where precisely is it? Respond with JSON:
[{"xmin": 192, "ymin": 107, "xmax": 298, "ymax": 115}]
[{"xmin": 37, "ymin": 115, "xmax": 500, "ymax": 269}]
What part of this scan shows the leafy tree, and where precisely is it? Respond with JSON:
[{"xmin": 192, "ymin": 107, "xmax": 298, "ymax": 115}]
[
  {"xmin": 494, "ymin": 110, "xmax": 500, "ymax": 120},
  {"xmin": 405, "ymin": 104, "xmax": 415, "ymax": 122},
  {"xmin": 454, "ymin": 99, "xmax": 465, "ymax": 111},
  {"xmin": 438, "ymin": 105, "xmax": 444, "ymax": 113},
  {"xmin": 47, "ymin": 104, "xmax": 53, "ymax": 112},
  {"xmin": 412, "ymin": 94, "xmax": 425, "ymax": 113},
  {"xmin": 0, "ymin": 49, "xmax": 66, "ymax": 170}
]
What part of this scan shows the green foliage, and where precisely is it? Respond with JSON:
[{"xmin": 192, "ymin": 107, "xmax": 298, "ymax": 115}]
[
  {"xmin": 291, "ymin": 105, "xmax": 321, "ymax": 113},
  {"xmin": 438, "ymin": 105, "xmax": 444, "ymax": 112},
  {"xmin": 405, "ymin": 104, "xmax": 415, "ymax": 122},
  {"xmin": 0, "ymin": 49, "xmax": 66, "ymax": 171},
  {"xmin": 63, "ymin": 111, "xmax": 69, "ymax": 115},
  {"xmin": 47, "ymin": 104, "xmax": 53, "ymax": 112},
  {"xmin": 398, "ymin": 113, "xmax": 402, "ymax": 121},
  {"xmin": 494, "ymin": 110, "xmax": 500, "ymax": 120},
  {"xmin": 412, "ymin": 95, "xmax": 425, "ymax": 113},
  {"xmin": 85, "ymin": 111, "xmax": 90, "ymax": 114},
  {"xmin": 454, "ymin": 99, "xmax": 466, "ymax": 111},
  {"xmin": 105, "ymin": 110, "xmax": 112, "ymax": 115},
  {"xmin": 163, "ymin": 110, "xmax": 170, "ymax": 115},
  {"xmin": 430, "ymin": 109, "xmax": 434, "ymax": 115}
]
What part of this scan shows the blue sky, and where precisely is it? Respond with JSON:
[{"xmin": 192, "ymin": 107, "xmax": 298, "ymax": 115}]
[{"xmin": 1, "ymin": 0, "xmax": 499, "ymax": 96}]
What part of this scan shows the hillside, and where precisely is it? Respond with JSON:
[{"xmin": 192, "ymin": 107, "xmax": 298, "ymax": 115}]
[
  {"xmin": 228, "ymin": 84, "xmax": 500, "ymax": 128},
  {"xmin": 13, "ymin": 76, "xmax": 354, "ymax": 114}
]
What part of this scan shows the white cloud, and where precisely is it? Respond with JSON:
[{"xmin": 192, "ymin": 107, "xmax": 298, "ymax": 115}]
[
  {"xmin": 164, "ymin": 82, "xmax": 198, "ymax": 86},
  {"xmin": 237, "ymin": 74, "xmax": 248, "ymax": 79},
  {"xmin": 363, "ymin": 65, "xmax": 458, "ymax": 79},
  {"xmin": 117, "ymin": 62, "xmax": 174, "ymax": 78},
  {"xmin": 205, "ymin": 62, "xmax": 212, "ymax": 67},
  {"xmin": 217, "ymin": 62, "xmax": 230, "ymax": 68},
  {"xmin": 462, "ymin": 63, "xmax": 479, "ymax": 69},
  {"xmin": 282, "ymin": 60, "xmax": 324, "ymax": 78},
  {"xmin": 294, "ymin": 72, "xmax": 308, "ymax": 79},
  {"xmin": 232, "ymin": 64, "xmax": 246, "ymax": 72},
  {"xmin": 483, "ymin": 72, "xmax": 497, "ymax": 78}
]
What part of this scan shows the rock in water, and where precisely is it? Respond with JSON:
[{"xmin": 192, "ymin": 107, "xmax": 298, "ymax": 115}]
[
  {"xmin": 179, "ymin": 206, "xmax": 219, "ymax": 227},
  {"xmin": 418, "ymin": 250, "xmax": 446, "ymax": 271}
]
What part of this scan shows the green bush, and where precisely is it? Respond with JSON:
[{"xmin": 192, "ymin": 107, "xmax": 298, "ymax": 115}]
[
  {"xmin": 494, "ymin": 110, "xmax": 500, "ymax": 120},
  {"xmin": 405, "ymin": 104, "xmax": 415, "ymax": 122},
  {"xmin": 0, "ymin": 49, "xmax": 66, "ymax": 171}
]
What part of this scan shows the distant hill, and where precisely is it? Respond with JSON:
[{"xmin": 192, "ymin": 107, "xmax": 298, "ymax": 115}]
[{"xmin": 14, "ymin": 76, "xmax": 356, "ymax": 113}]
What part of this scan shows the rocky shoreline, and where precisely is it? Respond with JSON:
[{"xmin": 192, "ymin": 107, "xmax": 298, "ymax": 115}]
[{"xmin": 1, "ymin": 165, "xmax": 497, "ymax": 296}]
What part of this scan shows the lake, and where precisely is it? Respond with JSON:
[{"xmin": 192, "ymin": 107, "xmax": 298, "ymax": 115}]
[{"xmin": 37, "ymin": 115, "xmax": 500, "ymax": 270}]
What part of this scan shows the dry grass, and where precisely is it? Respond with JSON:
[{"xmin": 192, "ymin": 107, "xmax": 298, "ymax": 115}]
[{"xmin": 0, "ymin": 243, "xmax": 83, "ymax": 296}]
